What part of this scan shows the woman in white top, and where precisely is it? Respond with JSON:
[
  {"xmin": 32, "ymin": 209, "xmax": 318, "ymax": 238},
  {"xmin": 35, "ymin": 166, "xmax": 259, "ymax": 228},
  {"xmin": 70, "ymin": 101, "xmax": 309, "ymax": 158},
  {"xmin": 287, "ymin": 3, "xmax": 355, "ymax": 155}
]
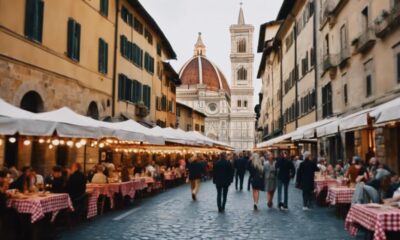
[{"xmin": 91, "ymin": 165, "xmax": 107, "ymax": 184}]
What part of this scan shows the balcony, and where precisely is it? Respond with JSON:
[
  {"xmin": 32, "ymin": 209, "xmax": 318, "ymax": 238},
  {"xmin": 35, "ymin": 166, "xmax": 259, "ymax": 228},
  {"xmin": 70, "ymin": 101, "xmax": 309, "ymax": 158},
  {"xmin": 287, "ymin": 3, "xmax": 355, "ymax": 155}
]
[
  {"xmin": 353, "ymin": 28, "xmax": 376, "ymax": 54},
  {"xmin": 321, "ymin": 0, "xmax": 349, "ymax": 27},
  {"xmin": 339, "ymin": 47, "xmax": 351, "ymax": 67},
  {"xmin": 375, "ymin": 3, "xmax": 400, "ymax": 38},
  {"xmin": 322, "ymin": 54, "xmax": 338, "ymax": 74}
]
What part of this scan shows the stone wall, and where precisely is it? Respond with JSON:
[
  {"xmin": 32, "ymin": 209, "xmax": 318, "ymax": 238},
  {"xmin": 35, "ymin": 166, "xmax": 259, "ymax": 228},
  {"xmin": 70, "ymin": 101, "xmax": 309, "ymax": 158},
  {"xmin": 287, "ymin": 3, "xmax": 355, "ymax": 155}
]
[{"xmin": 0, "ymin": 58, "xmax": 112, "ymax": 118}]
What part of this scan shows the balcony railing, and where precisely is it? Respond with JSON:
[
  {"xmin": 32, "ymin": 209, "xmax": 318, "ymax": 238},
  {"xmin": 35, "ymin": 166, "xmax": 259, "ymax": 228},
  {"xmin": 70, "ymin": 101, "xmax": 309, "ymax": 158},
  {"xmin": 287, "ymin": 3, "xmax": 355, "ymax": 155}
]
[
  {"xmin": 375, "ymin": 3, "xmax": 400, "ymax": 38},
  {"xmin": 354, "ymin": 28, "xmax": 376, "ymax": 53}
]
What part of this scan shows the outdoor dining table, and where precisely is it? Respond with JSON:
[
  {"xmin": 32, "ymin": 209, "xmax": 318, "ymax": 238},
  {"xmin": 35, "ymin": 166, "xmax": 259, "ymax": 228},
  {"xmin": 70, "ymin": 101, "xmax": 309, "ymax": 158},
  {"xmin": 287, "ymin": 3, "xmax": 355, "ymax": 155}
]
[
  {"xmin": 6, "ymin": 193, "xmax": 74, "ymax": 223},
  {"xmin": 326, "ymin": 186, "xmax": 355, "ymax": 205},
  {"xmin": 314, "ymin": 178, "xmax": 342, "ymax": 196},
  {"xmin": 345, "ymin": 203, "xmax": 400, "ymax": 240},
  {"xmin": 86, "ymin": 183, "xmax": 120, "ymax": 209},
  {"xmin": 86, "ymin": 180, "xmax": 147, "ymax": 214}
]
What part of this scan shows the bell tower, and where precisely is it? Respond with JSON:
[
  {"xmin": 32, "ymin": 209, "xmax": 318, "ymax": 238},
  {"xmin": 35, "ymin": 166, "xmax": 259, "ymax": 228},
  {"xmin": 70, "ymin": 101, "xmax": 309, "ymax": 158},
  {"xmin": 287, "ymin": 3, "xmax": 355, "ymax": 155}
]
[{"xmin": 229, "ymin": 3, "xmax": 255, "ymax": 150}]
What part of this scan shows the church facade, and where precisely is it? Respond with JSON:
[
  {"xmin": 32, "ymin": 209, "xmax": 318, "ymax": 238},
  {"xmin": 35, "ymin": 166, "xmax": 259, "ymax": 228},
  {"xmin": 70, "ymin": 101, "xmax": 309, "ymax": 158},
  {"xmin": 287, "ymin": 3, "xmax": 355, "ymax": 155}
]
[{"xmin": 177, "ymin": 7, "xmax": 255, "ymax": 150}]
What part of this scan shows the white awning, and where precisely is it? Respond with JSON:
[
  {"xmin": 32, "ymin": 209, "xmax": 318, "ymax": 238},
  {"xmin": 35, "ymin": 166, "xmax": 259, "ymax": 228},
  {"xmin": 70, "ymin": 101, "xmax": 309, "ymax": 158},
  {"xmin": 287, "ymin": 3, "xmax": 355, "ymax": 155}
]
[
  {"xmin": 291, "ymin": 118, "xmax": 337, "ymax": 140},
  {"xmin": 256, "ymin": 132, "xmax": 294, "ymax": 148},
  {"xmin": 0, "ymin": 99, "xmax": 56, "ymax": 136},
  {"xmin": 371, "ymin": 97, "xmax": 400, "ymax": 125},
  {"xmin": 339, "ymin": 108, "xmax": 375, "ymax": 131},
  {"xmin": 110, "ymin": 120, "xmax": 164, "ymax": 145}
]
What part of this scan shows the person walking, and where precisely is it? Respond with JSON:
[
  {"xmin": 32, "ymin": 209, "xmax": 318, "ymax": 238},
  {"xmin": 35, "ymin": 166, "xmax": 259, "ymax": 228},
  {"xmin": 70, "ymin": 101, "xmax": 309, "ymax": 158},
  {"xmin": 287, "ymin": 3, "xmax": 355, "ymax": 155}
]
[
  {"xmin": 188, "ymin": 155, "xmax": 205, "ymax": 201},
  {"xmin": 276, "ymin": 151, "xmax": 295, "ymax": 211},
  {"xmin": 234, "ymin": 152, "xmax": 248, "ymax": 191},
  {"xmin": 248, "ymin": 153, "xmax": 265, "ymax": 210},
  {"xmin": 213, "ymin": 152, "xmax": 234, "ymax": 213},
  {"xmin": 263, "ymin": 152, "xmax": 277, "ymax": 208},
  {"xmin": 296, "ymin": 151, "xmax": 319, "ymax": 210}
]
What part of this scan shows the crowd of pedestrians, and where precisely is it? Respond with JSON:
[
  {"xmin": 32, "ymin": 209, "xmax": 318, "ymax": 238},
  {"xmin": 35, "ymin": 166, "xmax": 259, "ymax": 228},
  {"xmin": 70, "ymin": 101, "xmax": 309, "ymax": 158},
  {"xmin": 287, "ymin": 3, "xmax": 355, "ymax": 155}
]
[{"xmin": 187, "ymin": 150, "xmax": 400, "ymax": 214}]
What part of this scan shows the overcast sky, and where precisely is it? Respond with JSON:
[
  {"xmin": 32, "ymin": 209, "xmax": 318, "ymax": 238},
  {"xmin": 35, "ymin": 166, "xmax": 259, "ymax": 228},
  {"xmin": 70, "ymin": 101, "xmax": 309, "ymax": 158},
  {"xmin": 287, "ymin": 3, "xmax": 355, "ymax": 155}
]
[{"xmin": 140, "ymin": 0, "xmax": 284, "ymax": 107}]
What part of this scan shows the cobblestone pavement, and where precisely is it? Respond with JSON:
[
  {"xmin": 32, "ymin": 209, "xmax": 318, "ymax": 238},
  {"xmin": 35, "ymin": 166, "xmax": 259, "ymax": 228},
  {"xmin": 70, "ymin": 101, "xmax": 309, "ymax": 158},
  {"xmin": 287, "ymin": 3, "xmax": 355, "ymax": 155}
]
[{"xmin": 62, "ymin": 176, "xmax": 361, "ymax": 240}]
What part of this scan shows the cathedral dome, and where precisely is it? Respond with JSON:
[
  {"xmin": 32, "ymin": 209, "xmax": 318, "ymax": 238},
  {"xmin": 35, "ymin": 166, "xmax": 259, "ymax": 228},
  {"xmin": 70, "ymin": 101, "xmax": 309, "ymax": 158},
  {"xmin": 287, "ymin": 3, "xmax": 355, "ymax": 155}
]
[{"xmin": 179, "ymin": 33, "xmax": 230, "ymax": 95}]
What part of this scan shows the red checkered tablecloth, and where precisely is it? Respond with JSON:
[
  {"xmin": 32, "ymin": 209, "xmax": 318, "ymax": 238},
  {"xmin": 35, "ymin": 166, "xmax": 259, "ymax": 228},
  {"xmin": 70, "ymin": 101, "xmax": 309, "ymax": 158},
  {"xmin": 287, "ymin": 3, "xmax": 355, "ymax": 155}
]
[
  {"xmin": 345, "ymin": 204, "xmax": 400, "ymax": 240},
  {"xmin": 119, "ymin": 181, "xmax": 136, "ymax": 199},
  {"xmin": 132, "ymin": 179, "xmax": 146, "ymax": 191},
  {"xmin": 7, "ymin": 193, "xmax": 74, "ymax": 223},
  {"xmin": 326, "ymin": 187, "xmax": 355, "ymax": 205},
  {"xmin": 314, "ymin": 179, "xmax": 342, "ymax": 196},
  {"xmin": 164, "ymin": 172, "xmax": 175, "ymax": 181},
  {"xmin": 86, "ymin": 185, "xmax": 105, "ymax": 219},
  {"xmin": 87, "ymin": 183, "xmax": 120, "ymax": 209}
]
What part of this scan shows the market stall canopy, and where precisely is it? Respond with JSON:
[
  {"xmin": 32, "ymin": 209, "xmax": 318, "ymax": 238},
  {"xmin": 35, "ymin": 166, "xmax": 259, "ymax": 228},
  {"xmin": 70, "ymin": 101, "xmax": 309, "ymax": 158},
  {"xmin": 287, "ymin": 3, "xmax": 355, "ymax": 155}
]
[
  {"xmin": 110, "ymin": 120, "xmax": 164, "ymax": 144},
  {"xmin": 291, "ymin": 118, "xmax": 337, "ymax": 140},
  {"xmin": 34, "ymin": 107, "xmax": 146, "ymax": 141},
  {"xmin": 151, "ymin": 126, "xmax": 188, "ymax": 145},
  {"xmin": 370, "ymin": 97, "xmax": 400, "ymax": 125},
  {"xmin": 0, "ymin": 99, "xmax": 56, "ymax": 136},
  {"xmin": 175, "ymin": 129, "xmax": 211, "ymax": 146}
]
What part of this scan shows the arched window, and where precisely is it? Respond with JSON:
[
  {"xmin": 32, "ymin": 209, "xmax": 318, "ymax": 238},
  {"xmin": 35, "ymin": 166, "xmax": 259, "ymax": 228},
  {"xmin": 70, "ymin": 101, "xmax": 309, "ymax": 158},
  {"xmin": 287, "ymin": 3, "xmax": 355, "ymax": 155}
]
[
  {"xmin": 237, "ymin": 100, "xmax": 241, "ymax": 107},
  {"xmin": 87, "ymin": 101, "xmax": 99, "ymax": 120},
  {"xmin": 237, "ymin": 39, "xmax": 246, "ymax": 53},
  {"xmin": 244, "ymin": 100, "xmax": 248, "ymax": 107},
  {"xmin": 237, "ymin": 67, "xmax": 247, "ymax": 81},
  {"xmin": 20, "ymin": 91, "xmax": 44, "ymax": 113}
]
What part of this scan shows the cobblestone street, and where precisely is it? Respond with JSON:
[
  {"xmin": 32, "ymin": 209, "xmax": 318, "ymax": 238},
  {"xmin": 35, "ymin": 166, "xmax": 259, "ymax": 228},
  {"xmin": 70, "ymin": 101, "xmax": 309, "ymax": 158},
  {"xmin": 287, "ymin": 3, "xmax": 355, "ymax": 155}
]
[{"xmin": 62, "ymin": 176, "xmax": 360, "ymax": 240}]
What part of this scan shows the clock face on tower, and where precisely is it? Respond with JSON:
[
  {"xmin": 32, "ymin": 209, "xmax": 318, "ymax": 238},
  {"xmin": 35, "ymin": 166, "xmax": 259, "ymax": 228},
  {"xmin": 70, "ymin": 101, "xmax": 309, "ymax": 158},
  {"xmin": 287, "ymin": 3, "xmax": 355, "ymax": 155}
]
[{"xmin": 207, "ymin": 102, "xmax": 218, "ymax": 114}]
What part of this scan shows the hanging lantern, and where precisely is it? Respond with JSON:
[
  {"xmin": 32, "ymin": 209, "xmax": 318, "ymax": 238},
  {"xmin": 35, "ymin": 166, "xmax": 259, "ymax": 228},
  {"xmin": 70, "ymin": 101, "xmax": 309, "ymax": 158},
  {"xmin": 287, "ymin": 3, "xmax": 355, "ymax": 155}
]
[
  {"xmin": 8, "ymin": 137, "xmax": 16, "ymax": 143},
  {"xmin": 75, "ymin": 142, "xmax": 82, "ymax": 148},
  {"xmin": 99, "ymin": 143, "xmax": 105, "ymax": 148},
  {"xmin": 38, "ymin": 138, "xmax": 45, "ymax": 144},
  {"xmin": 23, "ymin": 139, "xmax": 31, "ymax": 146},
  {"xmin": 59, "ymin": 140, "xmax": 65, "ymax": 145},
  {"xmin": 49, "ymin": 144, "xmax": 54, "ymax": 149}
]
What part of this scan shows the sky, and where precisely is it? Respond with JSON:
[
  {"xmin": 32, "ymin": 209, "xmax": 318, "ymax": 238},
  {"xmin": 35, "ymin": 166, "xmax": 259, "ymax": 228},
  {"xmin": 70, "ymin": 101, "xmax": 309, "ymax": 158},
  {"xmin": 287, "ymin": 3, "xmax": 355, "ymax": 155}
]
[{"xmin": 140, "ymin": 0, "xmax": 284, "ymax": 107}]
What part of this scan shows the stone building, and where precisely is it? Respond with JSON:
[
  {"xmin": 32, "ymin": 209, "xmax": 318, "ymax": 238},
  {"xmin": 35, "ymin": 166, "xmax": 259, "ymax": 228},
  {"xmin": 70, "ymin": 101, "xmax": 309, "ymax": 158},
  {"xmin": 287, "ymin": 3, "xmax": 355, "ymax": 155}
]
[
  {"xmin": 175, "ymin": 102, "xmax": 206, "ymax": 133},
  {"xmin": 177, "ymin": 6, "xmax": 255, "ymax": 150},
  {"xmin": 257, "ymin": 0, "xmax": 400, "ymax": 172},
  {"xmin": 0, "ymin": 0, "xmax": 178, "ymax": 174},
  {"xmin": 177, "ymin": 33, "xmax": 232, "ymax": 144},
  {"xmin": 229, "ymin": 6, "xmax": 256, "ymax": 150}
]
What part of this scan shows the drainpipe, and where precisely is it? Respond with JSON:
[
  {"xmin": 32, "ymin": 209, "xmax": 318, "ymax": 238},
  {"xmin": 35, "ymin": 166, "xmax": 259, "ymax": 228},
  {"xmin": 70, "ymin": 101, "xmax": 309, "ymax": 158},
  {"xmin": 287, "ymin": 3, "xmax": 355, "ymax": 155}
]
[
  {"xmin": 279, "ymin": 42, "xmax": 283, "ymax": 133},
  {"xmin": 111, "ymin": 0, "xmax": 120, "ymax": 117},
  {"xmin": 313, "ymin": 1, "xmax": 318, "ymax": 122},
  {"xmin": 294, "ymin": 19, "xmax": 298, "ymax": 129}
]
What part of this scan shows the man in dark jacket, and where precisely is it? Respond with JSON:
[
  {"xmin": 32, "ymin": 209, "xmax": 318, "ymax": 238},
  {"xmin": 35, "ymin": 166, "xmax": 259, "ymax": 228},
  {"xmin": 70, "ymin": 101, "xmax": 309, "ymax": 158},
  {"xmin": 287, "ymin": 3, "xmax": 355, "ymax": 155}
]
[
  {"xmin": 296, "ymin": 151, "xmax": 319, "ymax": 210},
  {"xmin": 276, "ymin": 151, "xmax": 295, "ymax": 210},
  {"xmin": 188, "ymin": 155, "xmax": 205, "ymax": 201},
  {"xmin": 65, "ymin": 163, "xmax": 87, "ymax": 207},
  {"xmin": 213, "ymin": 152, "xmax": 234, "ymax": 213},
  {"xmin": 234, "ymin": 152, "xmax": 247, "ymax": 191}
]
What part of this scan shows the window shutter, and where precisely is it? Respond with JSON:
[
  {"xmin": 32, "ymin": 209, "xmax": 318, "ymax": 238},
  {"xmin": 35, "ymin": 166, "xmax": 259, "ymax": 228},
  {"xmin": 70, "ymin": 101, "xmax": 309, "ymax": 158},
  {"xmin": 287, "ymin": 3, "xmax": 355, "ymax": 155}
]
[
  {"xmin": 75, "ymin": 22, "xmax": 81, "ymax": 61},
  {"xmin": 118, "ymin": 74, "xmax": 123, "ymax": 100},
  {"xmin": 98, "ymin": 39, "xmax": 103, "ymax": 73},
  {"xmin": 147, "ymin": 86, "xmax": 151, "ymax": 109},
  {"xmin": 67, "ymin": 19, "xmax": 74, "ymax": 59},
  {"xmin": 104, "ymin": 41, "xmax": 108, "ymax": 74},
  {"xmin": 37, "ymin": 1, "xmax": 44, "ymax": 42},
  {"xmin": 24, "ymin": 0, "xmax": 35, "ymax": 38}
]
